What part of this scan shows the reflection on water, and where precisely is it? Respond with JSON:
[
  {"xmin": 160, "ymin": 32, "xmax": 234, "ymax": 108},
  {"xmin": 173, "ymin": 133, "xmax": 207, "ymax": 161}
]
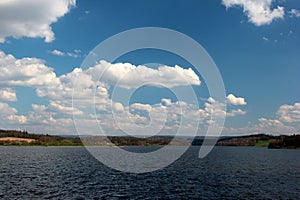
[{"xmin": 0, "ymin": 146, "xmax": 299, "ymax": 199}]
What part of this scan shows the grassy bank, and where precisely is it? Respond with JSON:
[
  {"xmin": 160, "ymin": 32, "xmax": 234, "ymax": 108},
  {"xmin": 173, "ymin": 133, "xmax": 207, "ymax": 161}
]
[{"xmin": 255, "ymin": 139, "xmax": 273, "ymax": 147}]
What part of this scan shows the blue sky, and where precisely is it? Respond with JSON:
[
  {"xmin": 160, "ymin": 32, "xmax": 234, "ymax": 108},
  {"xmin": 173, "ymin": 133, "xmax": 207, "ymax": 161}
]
[{"xmin": 0, "ymin": 0, "xmax": 299, "ymax": 136}]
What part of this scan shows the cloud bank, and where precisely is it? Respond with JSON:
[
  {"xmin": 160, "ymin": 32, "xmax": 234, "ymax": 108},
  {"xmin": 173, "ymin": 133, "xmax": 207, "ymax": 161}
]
[
  {"xmin": 2, "ymin": 50, "xmax": 297, "ymax": 136},
  {"xmin": 0, "ymin": 88, "xmax": 17, "ymax": 101}
]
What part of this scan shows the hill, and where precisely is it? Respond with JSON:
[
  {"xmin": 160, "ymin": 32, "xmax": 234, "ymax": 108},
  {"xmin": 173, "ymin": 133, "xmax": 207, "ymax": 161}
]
[
  {"xmin": 217, "ymin": 133, "xmax": 300, "ymax": 149},
  {"xmin": 1, "ymin": 129, "xmax": 299, "ymax": 148},
  {"xmin": 0, "ymin": 130, "xmax": 188, "ymax": 146},
  {"xmin": 0, "ymin": 129, "xmax": 82, "ymax": 146}
]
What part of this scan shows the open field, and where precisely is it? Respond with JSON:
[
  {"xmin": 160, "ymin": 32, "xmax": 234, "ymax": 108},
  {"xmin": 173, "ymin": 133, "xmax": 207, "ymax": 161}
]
[{"xmin": 0, "ymin": 137, "xmax": 36, "ymax": 143}]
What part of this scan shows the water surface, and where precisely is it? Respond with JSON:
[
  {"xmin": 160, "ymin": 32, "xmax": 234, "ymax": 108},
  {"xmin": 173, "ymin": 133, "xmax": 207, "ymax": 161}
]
[{"xmin": 0, "ymin": 146, "xmax": 299, "ymax": 199}]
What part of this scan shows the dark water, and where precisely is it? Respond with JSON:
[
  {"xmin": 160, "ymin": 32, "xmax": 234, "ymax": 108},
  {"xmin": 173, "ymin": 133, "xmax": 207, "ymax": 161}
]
[{"xmin": 0, "ymin": 146, "xmax": 299, "ymax": 199}]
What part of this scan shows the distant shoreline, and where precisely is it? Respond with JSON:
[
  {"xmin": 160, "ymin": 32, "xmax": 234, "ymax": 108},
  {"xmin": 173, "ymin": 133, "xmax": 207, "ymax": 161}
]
[
  {"xmin": 0, "ymin": 129, "xmax": 299, "ymax": 149},
  {"xmin": 216, "ymin": 134, "xmax": 300, "ymax": 149}
]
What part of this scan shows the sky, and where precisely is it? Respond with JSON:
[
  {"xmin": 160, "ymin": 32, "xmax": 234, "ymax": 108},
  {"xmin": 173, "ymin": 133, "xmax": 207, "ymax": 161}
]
[{"xmin": 0, "ymin": 0, "xmax": 299, "ymax": 136}]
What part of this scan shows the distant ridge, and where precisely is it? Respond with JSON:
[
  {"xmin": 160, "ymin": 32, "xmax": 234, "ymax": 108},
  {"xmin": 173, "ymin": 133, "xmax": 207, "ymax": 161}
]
[
  {"xmin": 0, "ymin": 129, "xmax": 82, "ymax": 146},
  {"xmin": 217, "ymin": 133, "xmax": 300, "ymax": 149},
  {"xmin": 0, "ymin": 129, "xmax": 299, "ymax": 148}
]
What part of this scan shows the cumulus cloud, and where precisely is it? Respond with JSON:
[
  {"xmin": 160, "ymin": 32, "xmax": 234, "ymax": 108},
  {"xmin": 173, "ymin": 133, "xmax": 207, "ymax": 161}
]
[
  {"xmin": 130, "ymin": 103, "xmax": 152, "ymax": 113},
  {"xmin": 226, "ymin": 94, "xmax": 247, "ymax": 105},
  {"xmin": 0, "ymin": 51, "xmax": 59, "ymax": 87},
  {"xmin": 222, "ymin": 0, "xmax": 284, "ymax": 26},
  {"xmin": 288, "ymin": 9, "xmax": 300, "ymax": 18},
  {"xmin": 277, "ymin": 102, "xmax": 300, "ymax": 123},
  {"xmin": 112, "ymin": 102, "xmax": 124, "ymax": 112},
  {"xmin": 227, "ymin": 109, "xmax": 247, "ymax": 117},
  {"xmin": 258, "ymin": 117, "xmax": 283, "ymax": 127},
  {"xmin": 223, "ymin": 117, "xmax": 297, "ymax": 135},
  {"xmin": 106, "ymin": 95, "xmax": 246, "ymax": 135},
  {"xmin": 26, "ymin": 104, "xmax": 74, "ymax": 134},
  {"xmin": 0, "ymin": 88, "xmax": 17, "ymax": 101},
  {"xmin": 204, "ymin": 96, "xmax": 246, "ymax": 119},
  {"xmin": 87, "ymin": 60, "xmax": 201, "ymax": 89},
  {"xmin": 204, "ymin": 100, "xmax": 226, "ymax": 118},
  {"xmin": 0, "ymin": 0, "xmax": 76, "ymax": 43},
  {"xmin": 0, "ymin": 51, "xmax": 201, "ymax": 133},
  {"xmin": 161, "ymin": 98, "xmax": 172, "ymax": 107},
  {"xmin": 38, "ymin": 60, "xmax": 199, "ymax": 103},
  {"xmin": 0, "ymin": 102, "xmax": 27, "ymax": 124},
  {"xmin": 50, "ymin": 49, "xmax": 81, "ymax": 58},
  {"xmin": 0, "ymin": 102, "xmax": 17, "ymax": 116},
  {"xmin": 29, "ymin": 104, "xmax": 56, "ymax": 125},
  {"xmin": 223, "ymin": 102, "xmax": 300, "ymax": 135},
  {"xmin": 49, "ymin": 101, "xmax": 83, "ymax": 115},
  {"xmin": 252, "ymin": 117, "xmax": 296, "ymax": 133},
  {"xmin": 0, "ymin": 50, "xmax": 250, "ymax": 135},
  {"xmin": 51, "ymin": 50, "xmax": 65, "ymax": 56},
  {"xmin": 223, "ymin": 101, "xmax": 300, "ymax": 135},
  {"xmin": 7, "ymin": 115, "xmax": 27, "ymax": 124}
]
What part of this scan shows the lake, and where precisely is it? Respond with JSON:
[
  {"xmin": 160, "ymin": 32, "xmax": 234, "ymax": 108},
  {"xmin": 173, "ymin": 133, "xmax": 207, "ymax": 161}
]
[{"xmin": 0, "ymin": 146, "xmax": 299, "ymax": 199}]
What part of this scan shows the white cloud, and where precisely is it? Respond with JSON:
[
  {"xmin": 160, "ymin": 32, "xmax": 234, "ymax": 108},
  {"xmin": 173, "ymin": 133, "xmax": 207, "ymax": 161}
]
[
  {"xmin": 112, "ymin": 102, "xmax": 124, "ymax": 112},
  {"xmin": 161, "ymin": 98, "xmax": 172, "ymax": 107},
  {"xmin": 277, "ymin": 102, "xmax": 300, "ymax": 123},
  {"xmin": 0, "ymin": 88, "xmax": 17, "ymax": 101},
  {"xmin": 288, "ymin": 9, "xmax": 300, "ymax": 18},
  {"xmin": 74, "ymin": 49, "xmax": 81, "ymax": 54},
  {"xmin": 0, "ymin": 51, "xmax": 59, "ymax": 87},
  {"xmin": 50, "ymin": 49, "xmax": 81, "ymax": 58},
  {"xmin": 205, "ymin": 96, "xmax": 246, "ymax": 118},
  {"xmin": 0, "ymin": 50, "xmax": 252, "ymax": 135},
  {"xmin": 0, "ymin": 52, "xmax": 201, "ymax": 133},
  {"xmin": 254, "ymin": 117, "xmax": 296, "ymax": 133},
  {"xmin": 36, "ymin": 69, "xmax": 110, "ymax": 113},
  {"xmin": 32, "ymin": 104, "xmax": 48, "ymax": 113},
  {"xmin": 0, "ymin": 102, "xmax": 17, "ymax": 116},
  {"xmin": 258, "ymin": 117, "xmax": 283, "ymax": 126},
  {"xmin": 29, "ymin": 104, "xmax": 56, "ymax": 125},
  {"xmin": 66, "ymin": 52, "xmax": 78, "ymax": 58},
  {"xmin": 262, "ymin": 36, "xmax": 269, "ymax": 41},
  {"xmin": 204, "ymin": 101, "xmax": 226, "ymax": 118},
  {"xmin": 0, "ymin": 0, "xmax": 76, "ymax": 43},
  {"xmin": 130, "ymin": 103, "xmax": 152, "ymax": 113},
  {"xmin": 26, "ymin": 104, "xmax": 74, "ymax": 134},
  {"xmin": 7, "ymin": 115, "xmax": 27, "ymax": 124},
  {"xmin": 222, "ymin": 0, "xmax": 284, "ymax": 26},
  {"xmin": 105, "ymin": 96, "xmax": 246, "ymax": 135},
  {"xmin": 0, "ymin": 102, "xmax": 27, "ymax": 124},
  {"xmin": 223, "ymin": 118, "xmax": 297, "ymax": 135},
  {"xmin": 51, "ymin": 50, "xmax": 65, "ymax": 56},
  {"xmin": 227, "ymin": 109, "xmax": 247, "ymax": 117},
  {"xmin": 222, "ymin": 101, "xmax": 300, "ymax": 135},
  {"xmin": 226, "ymin": 94, "xmax": 247, "ymax": 105},
  {"xmin": 49, "ymin": 101, "xmax": 83, "ymax": 115},
  {"xmin": 87, "ymin": 60, "xmax": 201, "ymax": 89},
  {"xmin": 37, "ymin": 60, "xmax": 199, "ymax": 103}
]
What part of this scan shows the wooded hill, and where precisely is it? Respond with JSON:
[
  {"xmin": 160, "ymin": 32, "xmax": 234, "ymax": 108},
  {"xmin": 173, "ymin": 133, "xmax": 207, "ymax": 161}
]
[
  {"xmin": 0, "ymin": 129, "xmax": 82, "ymax": 146},
  {"xmin": 217, "ymin": 134, "xmax": 300, "ymax": 149},
  {"xmin": 1, "ymin": 129, "xmax": 299, "ymax": 148}
]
